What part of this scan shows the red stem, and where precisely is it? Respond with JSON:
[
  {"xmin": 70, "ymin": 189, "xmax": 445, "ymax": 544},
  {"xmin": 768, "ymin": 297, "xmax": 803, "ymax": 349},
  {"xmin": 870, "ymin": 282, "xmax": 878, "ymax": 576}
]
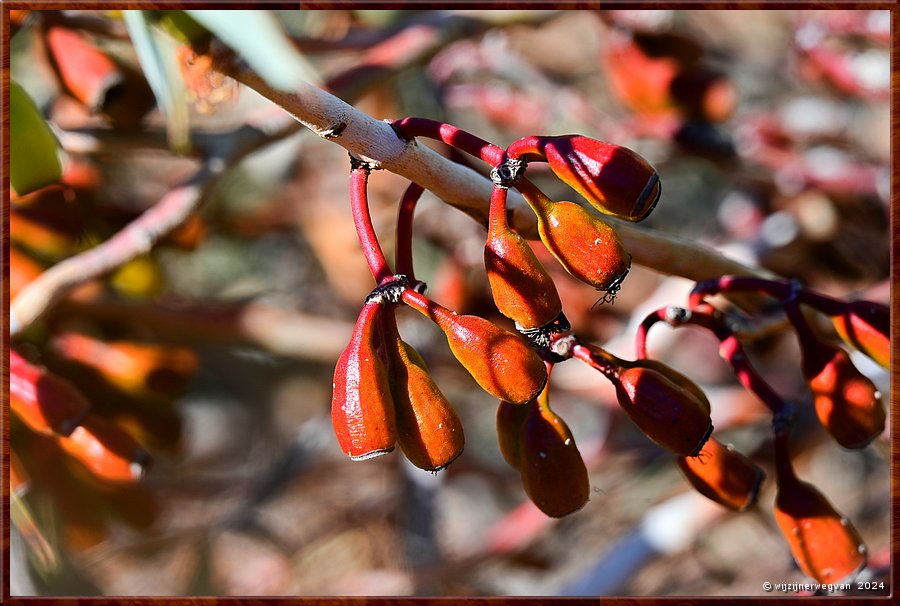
[
  {"xmin": 689, "ymin": 276, "xmax": 847, "ymax": 315},
  {"xmin": 349, "ymin": 164, "xmax": 393, "ymax": 285},
  {"xmin": 391, "ymin": 117, "xmax": 505, "ymax": 166},
  {"xmin": 489, "ymin": 184, "xmax": 509, "ymax": 232},
  {"xmin": 506, "ymin": 135, "xmax": 547, "ymax": 161},
  {"xmin": 395, "ymin": 181, "xmax": 425, "ymax": 282}
]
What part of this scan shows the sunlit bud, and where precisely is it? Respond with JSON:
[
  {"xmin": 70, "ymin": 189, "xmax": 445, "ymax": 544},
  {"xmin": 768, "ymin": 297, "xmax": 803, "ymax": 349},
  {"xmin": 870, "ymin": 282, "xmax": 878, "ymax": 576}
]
[
  {"xmin": 402, "ymin": 290, "xmax": 547, "ymax": 405},
  {"xmin": 331, "ymin": 302, "xmax": 397, "ymax": 460},
  {"xmin": 677, "ymin": 438, "xmax": 764, "ymax": 511},
  {"xmin": 58, "ymin": 414, "xmax": 149, "ymax": 483},
  {"xmin": 832, "ymin": 300, "xmax": 889, "ymax": 369}
]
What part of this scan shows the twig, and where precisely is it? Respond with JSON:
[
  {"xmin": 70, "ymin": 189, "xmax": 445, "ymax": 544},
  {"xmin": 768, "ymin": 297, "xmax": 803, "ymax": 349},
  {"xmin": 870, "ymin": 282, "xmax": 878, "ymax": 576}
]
[{"xmin": 207, "ymin": 44, "xmax": 772, "ymax": 285}]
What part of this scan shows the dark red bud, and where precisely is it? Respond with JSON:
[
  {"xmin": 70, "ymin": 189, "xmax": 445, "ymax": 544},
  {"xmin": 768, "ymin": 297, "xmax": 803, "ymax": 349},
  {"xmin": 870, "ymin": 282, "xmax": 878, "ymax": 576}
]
[
  {"xmin": 331, "ymin": 302, "xmax": 397, "ymax": 460},
  {"xmin": 832, "ymin": 300, "xmax": 889, "ymax": 369},
  {"xmin": 403, "ymin": 291, "xmax": 547, "ymax": 405},
  {"xmin": 775, "ymin": 473, "xmax": 867, "ymax": 583},
  {"xmin": 496, "ymin": 399, "xmax": 533, "ymax": 469},
  {"xmin": 519, "ymin": 397, "xmax": 590, "ymax": 518},
  {"xmin": 541, "ymin": 135, "xmax": 661, "ymax": 222},
  {"xmin": 677, "ymin": 438, "xmax": 764, "ymax": 511},
  {"xmin": 522, "ymin": 187, "xmax": 632, "ymax": 295},
  {"xmin": 386, "ymin": 330, "xmax": 465, "ymax": 472},
  {"xmin": 613, "ymin": 362, "xmax": 713, "ymax": 457}
]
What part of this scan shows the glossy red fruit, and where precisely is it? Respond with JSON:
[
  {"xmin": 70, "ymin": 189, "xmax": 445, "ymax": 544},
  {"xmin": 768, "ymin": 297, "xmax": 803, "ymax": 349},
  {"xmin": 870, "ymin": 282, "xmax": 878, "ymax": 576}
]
[
  {"xmin": 384, "ymin": 317, "xmax": 464, "ymax": 471},
  {"xmin": 520, "ymin": 185, "xmax": 631, "ymax": 296},
  {"xmin": 496, "ymin": 399, "xmax": 534, "ymax": 469},
  {"xmin": 774, "ymin": 455, "xmax": 867, "ymax": 583},
  {"xmin": 10, "ymin": 350, "xmax": 89, "ymax": 437},
  {"xmin": 331, "ymin": 302, "xmax": 397, "ymax": 460},
  {"xmin": 402, "ymin": 290, "xmax": 547, "ymax": 405},
  {"xmin": 806, "ymin": 347, "xmax": 884, "ymax": 449},
  {"xmin": 539, "ymin": 135, "xmax": 661, "ymax": 222},
  {"xmin": 519, "ymin": 391, "xmax": 590, "ymax": 518},
  {"xmin": 677, "ymin": 438, "xmax": 764, "ymax": 511},
  {"xmin": 485, "ymin": 203, "xmax": 563, "ymax": 330},
  {"xmin": 832, "ymin": 300, "xmax": 889, "ymax": 369},
  {"xmin": 59, "ymin": 413, "xmax": 149, "ymax": 483}
]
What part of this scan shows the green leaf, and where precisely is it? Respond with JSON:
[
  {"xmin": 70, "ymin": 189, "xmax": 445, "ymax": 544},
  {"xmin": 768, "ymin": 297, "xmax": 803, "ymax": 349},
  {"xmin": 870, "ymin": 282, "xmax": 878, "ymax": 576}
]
[
  {"xmin": 10, "ymin": 80, "xmax": 62, "ymax": 195},
  {"xmin": 123, "ymin": 10, "xmax": 191, "ymax": 153},
  {"xmin": 185, "ymin": 10, "xmax": 320, "ymax": 91}
]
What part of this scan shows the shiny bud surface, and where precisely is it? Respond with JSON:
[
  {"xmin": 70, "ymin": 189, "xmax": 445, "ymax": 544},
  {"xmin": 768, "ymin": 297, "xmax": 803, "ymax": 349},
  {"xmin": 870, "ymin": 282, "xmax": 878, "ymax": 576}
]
[
  {"xmin": 10, "ymin": 350, "xmax": 89, "ymax": 437},
  {"xmin": 677, "ymin": 438, "xmax": 764, "ymax": 510},
  {"xmin": 832, "ymin": 300, "xmax": 889, "ymax": 369},
  {"xmin": 496, "ymin": 399, "xmax": 533, "ymax": 469},
  {"xmin": 386, "ymin": 330, "xmax": 465, "ymax": 472},
  {"xmin": 541, "ymin": 135, "xmax": 661, "ymax": 222},
  {"xmin": 59, "ymin": 414, "xmax": 149, "ymax": 483},
  {"xmin": 331, "ymin": 302, "xmax": 397, "ymax": 460},
  {"xmin": 403, "ymin": 291, "xmax": 547, "ymax": 405},
  {"xmin": 519, "ymin": 396, "xmax": 590, "ymax": 518},
  {"xmin": 775, "ymin": 474, "xmax": 867, "ymax": 583}
]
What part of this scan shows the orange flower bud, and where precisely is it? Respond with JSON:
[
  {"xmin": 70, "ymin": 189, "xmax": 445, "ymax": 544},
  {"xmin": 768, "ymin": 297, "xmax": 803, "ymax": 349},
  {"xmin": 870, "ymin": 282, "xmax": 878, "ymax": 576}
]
[
  {"xmin": 806, "ymin": 347, "xmax": 885, "ymax": 449},
  {"xmin": 540, "ymin": 135, "xmax": 661, "ymax": 222},
  {"xmin": 519, "ymin": 392, "xmax": 590, "ymax": 517},
  {"xmin": 331, "ymin": 302, "xmax": 397, "ymax": 460},
  {"xmin": 832, "ymin": 300, "xmax": 889, "ymax": 369},
  {"xmin": 496, "ymin": 399, "xmax": 533, "ymax": 469},
  {"xmin": 384, "ymin": 318, "xmax": 464, "ymax": 471},
  {"xmin": 402, "ymin": 290, "xmax": 547, "ymax": 405},
  {"xmin": 10, "ymin": 350, "xmax": 89, "ymax": 436},
  {"xmin": 485, "ymin": 185, "xmax": 563, "ymax": 331},
  {"xmin": 10, "ymin": 451, "xmax": 30, "ymax": 497},
  {"xmin": 58, "ymin": 414, "xmax": 149, "ymax": 483},
  {"xmin": 677, "ymin": 438, "xmax": 764, "ymax": 511},
  {"xmin": 774, "ymin": 460, "xmax": 867, "ymax": 583},
  {"xmin": 614, "ymin": 363, "xmax": 713, "ymax": 457},
  {"xmin": 635, "ymin": 358, "xmax": 712, "ymax": 414},
  {"xmin": 520, "ymin": 185, "xmax": 631, "ymax": 297},
  {"xmin": 51, "ymin": 332, "xmax": 198, "ymax": 400}
]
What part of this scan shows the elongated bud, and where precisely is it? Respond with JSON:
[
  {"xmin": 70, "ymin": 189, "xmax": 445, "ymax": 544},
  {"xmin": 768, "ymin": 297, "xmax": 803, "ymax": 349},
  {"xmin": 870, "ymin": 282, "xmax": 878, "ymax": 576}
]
[
  {"xmin": 496, "ymin": 399, "xmax": 533, "ymax": 469},
  {"xmin": 331, "ymin": 302, "xmax": 397, "ymax": 460},
  {"xmin": 10, "ymin": 350, "xmax": 89, "ymax": 437},
  {"xmin": 807, "ymin": 347, "xmax": 885, "ymax": 449},
  {"xmin": 520, "ymin": 186, "xmax": 631, "ymax": 297},
  {"xmin": 633, "ymin": 358, "xmax": 711, "ymax": 414},
  {"xmin": 484, "ymin": 225, "xmax": 563, "ymax": 329},
  {"xmin": 384, "ymin": 318, "xmax": 464, "ymax": 471},
  {"xmin": 832, "ymin": 300, "xmax": 889, "ymax": 369},
  {"xmin": 774, "ymin": 440, "xmax": 867, "ymax": 583},
  {"xmin": 677, "ymin": 438, "xmax": 764, "ymax": 511},
  {"xmin": 51, "ymin": 332, "xmax": 198, "ymax": 400},
  {"xmin": 59, "ymin": 414, "xmax": 149, "ymax": 483},
  {"xmin": 520, "ymin": 392, "xmax": 590, "ymax": 517},
  {"xmin": 402, "ymin": 290, "xmax": 547, "ymax": 405},
  {"xmin": 514, "ymin": 135, "xmax": 661, "ymax": 222},
  {"xmin": 579, "ymin": 347, "xmax": 712, "ymax": 457}
]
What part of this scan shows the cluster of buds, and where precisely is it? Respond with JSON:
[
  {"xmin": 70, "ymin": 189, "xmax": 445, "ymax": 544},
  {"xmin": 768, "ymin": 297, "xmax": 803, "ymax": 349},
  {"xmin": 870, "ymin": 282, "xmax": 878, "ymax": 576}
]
[
  {"xmin": 331, "ymin": 118, "xmax": 882, "ymax": 587},
  {"xmin": 632, "ymin": 275, "xmax": 887, "ymax": 584}
]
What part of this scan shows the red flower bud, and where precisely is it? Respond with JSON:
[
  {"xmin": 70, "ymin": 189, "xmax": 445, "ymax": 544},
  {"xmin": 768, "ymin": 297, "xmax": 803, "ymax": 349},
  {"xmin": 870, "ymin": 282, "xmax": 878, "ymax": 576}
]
[
  {"xmin": 50, "ymin": 332, "xmax": 198, "ymax": 400},
  {"xmin": 832, "ymin": 300, "xmax": 889, "ymax": 369},
  {"xmin": 402, "ymin": 290, "xmax": 547, "ymax": 405},
  {"xmin": 578, "ymin": 347, "xmax": 712, "ymax": 457},
  {"xmin": 774, "ymin": 457, "xmax": 867, "ymax": 583},
  {"xmin": 520, "ymin": 186, "xmax": 631, "ymax": 296},
  {"xmin": 331, "ymin": 302, "xmax": 397, "ymax": 460},
  {"xmin": 485, "ymin": 195, "xmax": 563, "ymax": 330},
  {"xmin": 519, "ymin": 393, "xmax": 590, "ymax": 518},
  {"xmin": 534, "ymin": 135, "xmax": 661, "ymax": 222},
  {"xmin": 806, "ymin": 347, "xmax": 885, "ymax": 449},
  {"xmin": 496, "ymin": 399, "xmax": 533, "ymax": 469},
  {"xmin": 384, "ymin": 318, "xmax": 465, "ymax": 471},
  {"xmin": 58, "ymin": 413, "xmax": 149, "ymax": 483},
  {"xmin": 677, "ymin": 438, "xmax": 764, "ymax": 511},
  {"xmin": 46, "ymin": 26, "xmax": 124, "ymax": 112},
  {"xmin": 10, "ymin": 350, "xmax": 89, "ymax": 437}
]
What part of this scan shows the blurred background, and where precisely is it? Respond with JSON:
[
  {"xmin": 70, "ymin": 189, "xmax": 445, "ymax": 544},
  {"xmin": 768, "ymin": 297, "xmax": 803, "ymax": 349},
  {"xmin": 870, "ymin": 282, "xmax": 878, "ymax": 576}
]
[{"xmin": 8, "ymin": 9, "xmax": 890, "ymax": 596}]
